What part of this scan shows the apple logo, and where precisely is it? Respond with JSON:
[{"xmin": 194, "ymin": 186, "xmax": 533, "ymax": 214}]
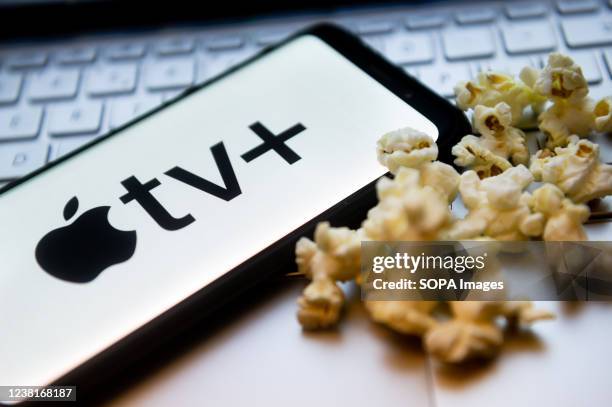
[{"xmin": 35, "ymin": 196, "xmax": 137, "ymax": 283}]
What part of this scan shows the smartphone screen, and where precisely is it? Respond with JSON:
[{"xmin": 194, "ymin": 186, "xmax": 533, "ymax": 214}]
[{"xmin": 0, "ymin": 34, "xmax": 438, "ymax": 387}]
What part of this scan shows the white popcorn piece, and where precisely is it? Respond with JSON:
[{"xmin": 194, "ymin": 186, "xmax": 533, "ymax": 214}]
[
  {"xmin": 425, "ymin": 318, "xmax": 503, "ymax": 363},
  {"xmin": 365, "ymin": 301, "xmax": 438, "ymax": 336},
  {"xmin": 519, "ymin": 66, "xmax": 540, "ymax": 89},
  {"xmin": 377, "ymin": 157, "xmax": 460, "ymax": 202},
  {"xmin": 530, "ymin": 136, "xmax": 612, "ymax": 203},
  {"xmin": 472, "ymin": 103, "xmax": 529, "ymax": 165},
  {"xmin": 296, "ymin": 222, "xmax": 361, "ymax": 282},
  {"xmin": 594, "ymin": 97, "xmax": 612, "ymax": 133},
  {"xmin": 524, "ymin": 53, "xmax": 603, "ymax": 147},
  {"xmin": 295, "ymin": 237, "xmax": 317, "ymax": 276},
  {"xmin": 425, "ymin": 301, "xmax": 553, "ymax": 363},
  {"xmin": 420, "ymin": 161, "xmax": 461, "ymax": 203},
  {"xmin": 362, "ymin": 167, "xmax": 454, "ymax": 241},
  {"xmin": 377, "ymin": 127, "xmax": 438, "ymax": 173},
  {"xmin": 297, "ymin": 278, "xmax": 344, "ymax": 330},
  {"xmin": 532, "ymin": 53, "xmax": 599, "ymax": 147},
  {"xmin": 454, "ymin": 71, "xmax": 545, "ymax": 126},
  {"xmin": 538, "ymin": 97, "xmax": 595, "ymax": 148},
  {"xmin": 473, "ymin": 102, "xmax": 513, "ymax": 137},
  {"xmin": 424, "ymin": 302, "xmax": 503, "ymax": 363},
  {"xmin": 376, "ymin": 128, "xmax": 460, "ymax": 202},
  {"xmin": 446, "ymin": 166, "xmax": 539, "ymax": 240},
  {"xmin": 527, "ymin": 183, "xmax": 590, "ymax": 241},
  {"xmin": 452, "ymin": 135, "xmax": 513, "ymax": 178},
  {"xmin": 534, "ymin": 53, "xmax": 589, "ymax": 102},
  {"xmin": 295, "ymin": 222, "xmax": 362, "ymax": 330}
]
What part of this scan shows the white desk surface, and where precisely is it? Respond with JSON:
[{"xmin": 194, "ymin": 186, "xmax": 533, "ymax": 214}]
[{"xmin": 107, "ymin": 278, "xmax": 612, "ymax": 407}]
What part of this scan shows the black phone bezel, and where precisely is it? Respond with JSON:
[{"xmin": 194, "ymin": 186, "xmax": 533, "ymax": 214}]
[{"xmin": 1, "ymin": 23, "xmax": 470, "ymax": 403}]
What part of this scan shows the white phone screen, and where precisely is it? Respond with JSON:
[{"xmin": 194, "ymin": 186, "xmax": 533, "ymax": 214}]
[{"xmin": 0, "ymin": 34, "xmax": 438, "ymax": 386}]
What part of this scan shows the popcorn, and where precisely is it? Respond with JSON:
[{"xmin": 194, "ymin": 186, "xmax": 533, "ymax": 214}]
[
  {"xmin": 529, "ymin": 53, "xmax": 598, "ymax": 147},
  {"xmin": 527, "ymin": 183, "xmax": 590, "ymax": 241},
  {"xmin": 292, "ymin": 49, "xmax": 612, "ymax": 358},
  {"xmin": 538, "ymin": 98, "xmax": 595, "ymax": 148},
  {"xmin": 425, "ymin": 301, "xmax": 553, "ymax": 363},
  {"xmin": 425, "ymin": 316, "xmax": 503, "ymax": 363},
  {"xmin": 530, "ymin": 136, "xmax": 612, "ymax": 203},
  {"xmin": 519, "ymin": 66, "xmax": 540, "ymax": 89},
  {"xmin": 295, "ymin": 222, "xmax": 361, "ymax": 330},
  {"xmin": 424, "ymin": 301, "xmax": 504, "ymax": 363},
  {"xmin": 364, "ymin": 301, "xmax": 437, "ymax": 336},
  {"xmin": 472, "ymin": 103, "xmax": 529, "ymax": 165},
  {"xmin": 377, "ymin": 128, "xmax": 460, "ymax": 202},
  {"xmin": 297, "ymin": 278, "xmax": 344, "ymax": 330},
  {"xmin": 445, "ymin": 166, "xmax": 541, "ymax": 240},
  {"xmin": 452, "ymin": 135, "xmax": 513, "ymax": 178},
  {"xmin": 362, "ymin": 167, "xmax": 454, "ymax": 241},
  {"xmin": 533, "ymin": 53, "xmax": 588, "ymax": 103},
  {"xmin": 296, "ymin": 222, "xmax": 361, "ymax": 282},
  {"xmin": 420, "ymin": 161, "xmax": 462, "ymax": 203},
  {"xmin": 454, "ymin": 71, "xmax": 545, "ymax": 126},
  {"xmin": 473, "ymin": 102, "xmax": 512, "ymax": 137},
  {"xmin": 377, "ymin": 127, "xmax": 438, "ymax": 173},
  {"xmin": 594, "ymin": 97, "xmax": 612, "ymax": 133},
  {"xmin": 293, "ymin": 124, "xmax": 555, "ymax": 362}
]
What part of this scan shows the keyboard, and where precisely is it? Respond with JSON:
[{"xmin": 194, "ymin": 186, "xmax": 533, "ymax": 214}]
[{"xmin": 1, "ymin": 0, "xmax": 611, "ymax": 188}]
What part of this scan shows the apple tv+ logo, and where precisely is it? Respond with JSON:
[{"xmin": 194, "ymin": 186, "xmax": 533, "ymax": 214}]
[{"xmin": 35, "ymin": 122, "xmax": 306, "ymax": 283}]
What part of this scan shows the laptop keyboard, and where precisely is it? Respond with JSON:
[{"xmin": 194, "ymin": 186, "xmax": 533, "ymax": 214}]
[{"xmin": 0, "ymin": 0, "xmax": 611, "ymax": 186}]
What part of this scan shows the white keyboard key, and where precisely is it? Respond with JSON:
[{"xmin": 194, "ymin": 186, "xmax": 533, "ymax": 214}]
[
  {"xmin": 145, "ymin": 58, "xmax": 195, "ymax": 90},
  {"xmin": 0, "ymin": 142, "xmax": 48, "ymax": 180},
  {"xmin": 106, "ymin": 43, "xmax": 146, "ymax": 60},
  {"xmin": 155, "ymin": 37, "xmax": 195, "ymax": 55},
  {"xmin": 455, "ymin": 9, "xmax": 496, "ymax": 25},
  {"xmin": 502, "ymin": 22, "xmax": 557, "ymax": 54},
  {"xmin": 562, "ymin": 17, "xmax": 612, "ymax": 47},
  {"xmin": 384, "ymin": 33, "xmax": 434, "ymax": 65},
  {"xmin": 557, "ymin": 0, "xmax": 598, "ymax": 14},
  {"xmin": 420, "ymin": 64, "xmax": 471, "ymax": 97},
  {"xmin": 505, "ymin": 3, "xmax": 547, "ymax": 19},
  {"xmin": 442, "ymin": 28, "xmax": 495, "ymax": 60},
  {"xmin": 204, "ymin": 36, "xmax": 244, "ymax": 51},
  {"xmin": 6, "ymin": 51, "xmax": 47, "ymax": 68},
  {"xmin": 110, "ymin": 96, "xmax": 163, "ymax": 129},
  {"xmin": 0, "ymin": 107, "xmax": 43, "ymax": 140},
  {"xmin": 0, "ymin": 73, "xmax": 23, "ymax": 104},
  {"xmin": 50, "ymin": 136, "xmax": 97, "ymax": 161},
  {"xmin": 28, "ymin": 69, "xmax": 79, "ymax": 101},
  {"xmin": 605, "ymin": 50, "xmax": 612, "ymax": 78},
  {"xmin": 56, "ymin": 47, "xmax": 96, "ymax": 64},
  {"xmin": 48, "ymin": 102, "xmax": 103, "ymax": 136},
  {"xmin": 405, "ymin": 14, "xmax": 446, "ymax": 29},
  {"xmin": 571, "ymin": 53, "xmax": 602, "ymax": 84},
  {"xmin": 86, "ymin": 64, "xmax": 137, "ymax": 96},
  {"xmin": 355, "ymin": 20, "xmax": 395, "ymax": 35}
]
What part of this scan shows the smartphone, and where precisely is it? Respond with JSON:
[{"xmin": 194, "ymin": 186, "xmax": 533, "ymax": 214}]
[{"xmin": 0, "ymin": 23, "xmax": 470, "ymax": 398}]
